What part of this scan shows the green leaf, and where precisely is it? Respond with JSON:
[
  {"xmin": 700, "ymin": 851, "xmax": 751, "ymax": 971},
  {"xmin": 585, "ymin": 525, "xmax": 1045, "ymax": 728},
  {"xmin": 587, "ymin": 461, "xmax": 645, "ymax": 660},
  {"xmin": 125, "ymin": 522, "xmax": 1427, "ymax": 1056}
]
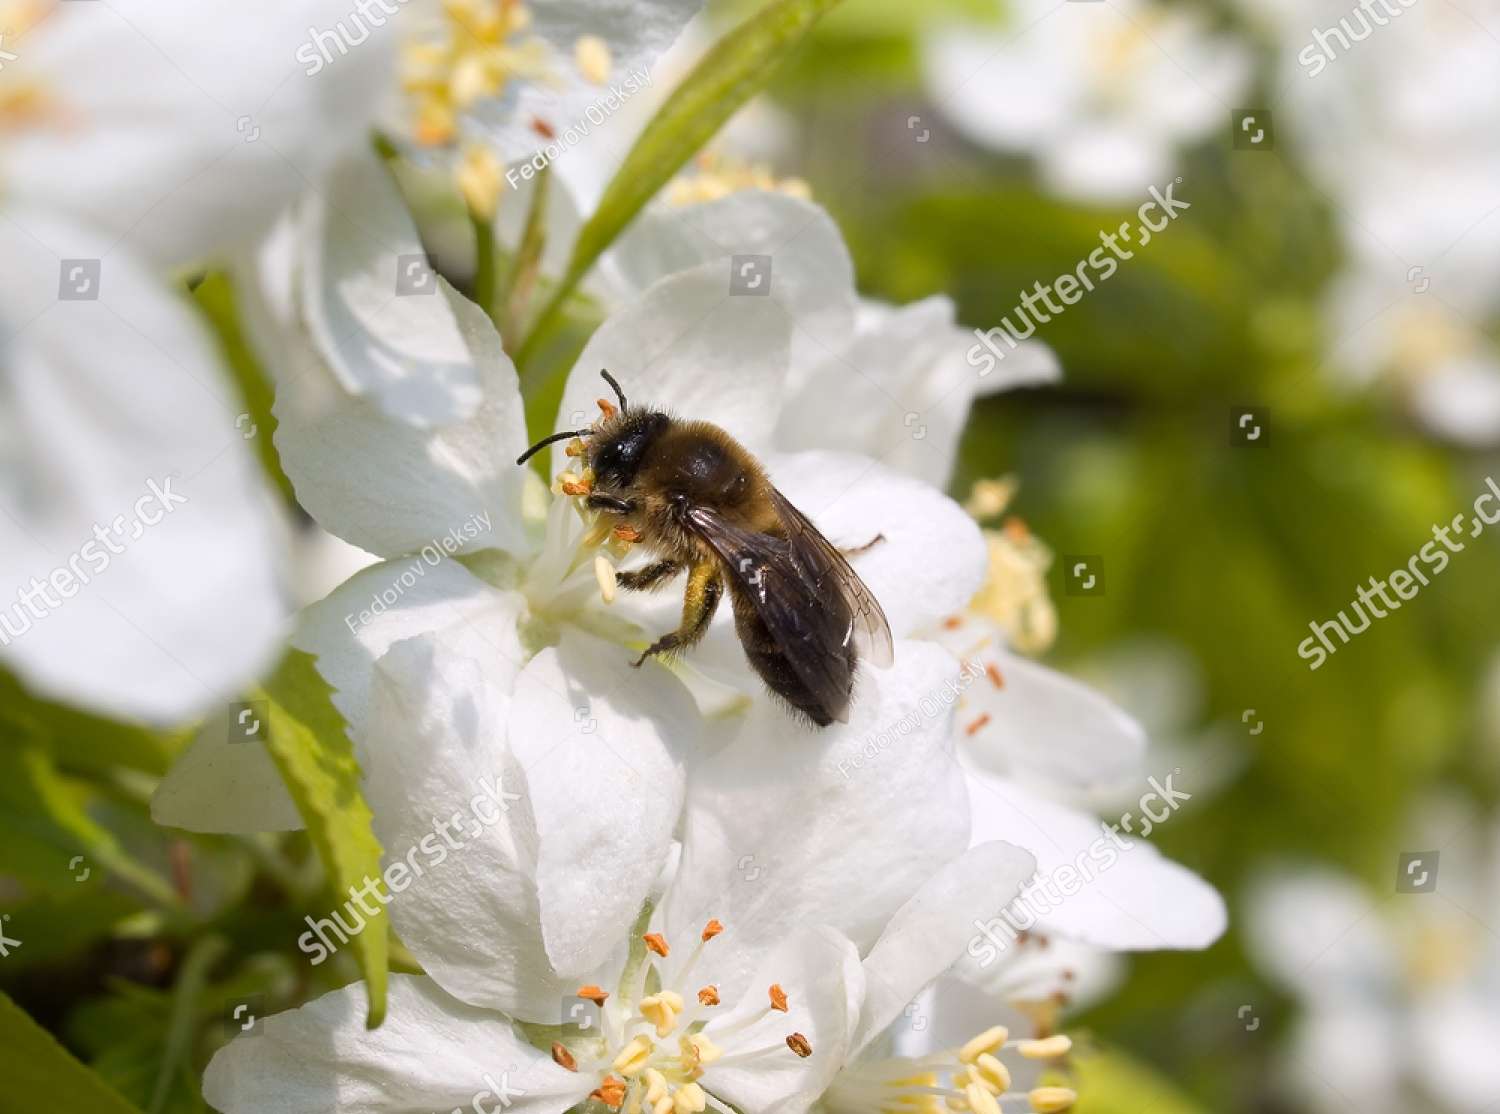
[
  {"xmin": 0, "ymin": 989, "xmax": 148, "ymax": 1114},
  {"xmin": 516, "ymin": 0, "xmax": 844, "ymax": 378},
  {"xmin": 0, "ymin": 744, "xmax": 178, "ymax": 906},
  {"xmin": 191, "ymin": 272, "xmax": 295, "ymax": 504},
  {"xmin": 255, "ymin": 650, "xmax": 388, "ymax": 1027}
]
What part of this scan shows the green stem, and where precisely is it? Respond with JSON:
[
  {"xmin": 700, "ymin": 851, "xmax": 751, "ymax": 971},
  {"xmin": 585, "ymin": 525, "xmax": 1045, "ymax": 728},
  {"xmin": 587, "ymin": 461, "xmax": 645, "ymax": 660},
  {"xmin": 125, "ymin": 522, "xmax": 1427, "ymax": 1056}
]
[
  {"xmin": 499, "ymin": 165, "xmax": 552, "ymax": 356},
  {"xmin": 147, "ymin": 934, "xmax": 228, "ymax": 1114},
  {"xmin": 471, "ymin": 208, "xmax": 498, "ymax": 324}
]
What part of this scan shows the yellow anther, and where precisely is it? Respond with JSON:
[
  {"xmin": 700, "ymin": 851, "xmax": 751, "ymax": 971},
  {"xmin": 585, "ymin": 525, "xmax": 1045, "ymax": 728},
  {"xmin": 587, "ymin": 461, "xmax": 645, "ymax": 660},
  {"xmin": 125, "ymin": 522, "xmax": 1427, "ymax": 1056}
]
[
  {"xmin": 974, "ymin": 1052, "xmax": 1012, "ymax": 1092},
  {"xmin": 574, "ymin": 34, "xmax": 612, "ymax": 84},
  {"xmin": 639, "ymin": 991, "xmax": 681, "ymax": 1037},
  {"xmin": 1028, "ymin": 1087, "xmax": 1077, "ymax": 1113},
  {"xmin": 702, "ymin": 919, "xmax": 724, "ymax": 941},
  {"xmin": 651, "ymin": 1097, "xmax": 672, "ymax": 1114},
  {"xmin": 673, "ymin": 1082, "xmax": 707, "ymax": 1113},
  {"xmin": 964, "ymin": 477, "xmax": 1018, "ymax": 521},
  {"xmin": 456, "ymin": 143, "xmax": 504, "ymax": 220},
  {"xmin": 594, "ymin": 554, "xmax": 618, "ymax": 604},
  {"xmin": 965, "ymin": 1081, "xmax": 1003, "ymax": 1114},
  {"xmin": 644, "ymin": 1069, "xmax": 669, "ymax": 1104},
  {"xmin": 697, "ymin": 985, "xmax": 720, "ymax": 1006},
  {"xmin": 612, "ymin": 1035, "xmax": 653, "ymax": 1076},
  {"xmin": 1017, "ymin": 1035, "xmax": 1072, "ymax": 1060},
  {"xmin": 683, "ymin": 1031, "xmax": 722, "ymax": 1066},
  {"xmin": 959, "ymin": 1026, "xmax": 1009, "ymax": 1064}
]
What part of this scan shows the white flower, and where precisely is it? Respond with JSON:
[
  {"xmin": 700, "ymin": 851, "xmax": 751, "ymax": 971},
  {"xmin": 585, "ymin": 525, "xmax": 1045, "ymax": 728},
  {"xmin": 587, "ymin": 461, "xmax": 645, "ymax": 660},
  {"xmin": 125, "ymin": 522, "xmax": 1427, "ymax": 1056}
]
[
  {"xmin": 152, "ymin": 197, "xmax": 992, "ymax": 829},
  {"xmin": 921, "ymin": 0, "xmax": 1251, "ymax": 202},
  {"xmin": 1245, "ymin": 0, "xmax": 1500, "ymax": 444},
  {"xmin": 1247, "ymin": 829, "xmax": 1500, "ymax": 1113},
  {"xmin": 228, "ymin": 0, "xmax": 702, "ymax": 427},
  {"xmin": 0, "ymin": 0, "xmax": 386, "ymax": 723},
  {"xmin": 201, "ymin": 628, "xmax": 1038, "ymax": 1114}
]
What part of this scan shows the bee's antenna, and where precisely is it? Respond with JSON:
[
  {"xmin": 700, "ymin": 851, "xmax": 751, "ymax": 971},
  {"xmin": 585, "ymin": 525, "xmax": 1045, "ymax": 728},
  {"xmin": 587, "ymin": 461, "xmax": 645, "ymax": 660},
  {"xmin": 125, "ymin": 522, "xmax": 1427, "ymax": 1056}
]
[
  {"xmin": 516, "ymin": 429, "xmax": 585, "ymax": 466},
  {"xmin": 600, "ymin": 369, "xmax": 627, "ymax": 412}
]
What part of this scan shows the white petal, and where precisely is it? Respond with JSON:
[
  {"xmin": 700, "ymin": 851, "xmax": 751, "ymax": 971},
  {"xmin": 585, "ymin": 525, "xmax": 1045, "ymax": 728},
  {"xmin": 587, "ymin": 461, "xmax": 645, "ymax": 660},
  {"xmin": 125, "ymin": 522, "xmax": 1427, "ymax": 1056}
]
[
  {"xmin": 4, "ymin": 0, "xmax": 393, "ymax": 267},
  {"xmin": 605, "ymin": 191, "xmax": 856, "ymax": 384},
  {"xmin": 272, "ymin": 278, "xmax": 532, "ymax": 559},
  {"xmin": 659, "ymin": 640, "xmax": 972, "ymax": 999},
  {"xmin": 1042, "ymin": 123, "xmax": 1173, "ymax": 204},
  {"xmin": 149, "ymin": 712, "xmax": 302, "ymax": 834},
  {"xmin": 1242, "ymin": 868, "xmax": 1397, "ymax": 996},
  {"xmin": 702, "ymin": 926, "xmax": 865, "ymax": 1114},
  {"xmin": 921, "ymin": 26, "xmax": 1075, "ymax": 153},
  {"xmin": 854, "ymin": 841, "xmax": 1036, "ymax": 1055},
  {"xmin": 778, "ymin": 297, "xmax": 1057, "ymax": 489},
  {"xmin": 202, "ymin": 975, "xmax": 590, "ymax": 1114},
  {"xmin": 363, "ymin": 635, "xmax": 582, "ymax": 1021},
  {"xmin": 766, "ymin": 451, "xmax": 987, "ymax": 638},
  {"xmin": 150, "ymin": 558, "xmax": 525, "ymax": 836},
  {"xmin": 294, "ymin": 558, "xmax": 528, "ymax": 743},
  {"xmin": 299, "ymin": 151, "xmax": 484, "ymax": 426},
  {"xmin": 1414, "ymin": 986, "xmax": 1500, "ymax": 1109},
  {"xmin": 1410, "ymin": 356, "xmax": 1500, "ymax": 448},
  {"xmin": 963, "ymin": 772, "xmax": 1226, "ymax": 952},
  {"xmin": 935, "ymin": 629, "xmax": 1147, "ymax": 793},
  {"xmin": 0, "ymin": 211, "xmax": 284, "ymax": 724},
  {"xmin": 508, "ymin": 630, "xmax": 698, "ymax": 976},
  {"xmin": 1285, "ymin": 1006, "xmax": 1403, "ymax": 1112},
  {"xmin": 551, "ymin": 263, "xmax": 791, "ymax": 472}
]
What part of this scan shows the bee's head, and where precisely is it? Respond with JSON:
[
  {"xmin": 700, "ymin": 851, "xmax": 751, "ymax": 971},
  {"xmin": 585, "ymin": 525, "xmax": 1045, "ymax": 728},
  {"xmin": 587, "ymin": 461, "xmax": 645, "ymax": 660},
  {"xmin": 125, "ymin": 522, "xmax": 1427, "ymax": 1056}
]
[{"xmin": 515, "ymin": 370, "xmax": 666, "ymax": 491}]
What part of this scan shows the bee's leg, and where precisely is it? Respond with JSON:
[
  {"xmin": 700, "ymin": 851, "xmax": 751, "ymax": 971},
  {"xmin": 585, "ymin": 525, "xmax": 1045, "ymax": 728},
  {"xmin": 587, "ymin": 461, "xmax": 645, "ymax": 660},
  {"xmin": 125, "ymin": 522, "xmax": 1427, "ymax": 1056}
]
[
  {"xmin": 616, "ymin": 560, "xmax": 682, "ymax": 592},
  {"xmin": 841, "ymin": 533, "xmax": 886, "ymax": 557},
  {"xmin": 633, "ymin": 561, "xmax": 722, "ymax": 667},
  {"xmin": 586, "ymin": 493, "xmax": 636, "ymax": 515}
]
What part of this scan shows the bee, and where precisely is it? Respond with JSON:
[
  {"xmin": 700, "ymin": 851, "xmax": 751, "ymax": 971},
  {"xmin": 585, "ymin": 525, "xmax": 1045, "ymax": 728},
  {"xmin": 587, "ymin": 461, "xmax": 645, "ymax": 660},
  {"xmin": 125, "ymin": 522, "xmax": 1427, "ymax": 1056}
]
[{"xmin": 518, "ymin": 370, "xmax": 893, "ymax": 727}]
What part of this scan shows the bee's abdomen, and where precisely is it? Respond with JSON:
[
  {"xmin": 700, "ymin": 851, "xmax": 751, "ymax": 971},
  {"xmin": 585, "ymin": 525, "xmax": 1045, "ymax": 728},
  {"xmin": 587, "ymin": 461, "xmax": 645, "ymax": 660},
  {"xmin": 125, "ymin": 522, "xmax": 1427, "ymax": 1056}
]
[{"xmin": 730, "ymin": 592, "xmax": 853, "ymax": 727}]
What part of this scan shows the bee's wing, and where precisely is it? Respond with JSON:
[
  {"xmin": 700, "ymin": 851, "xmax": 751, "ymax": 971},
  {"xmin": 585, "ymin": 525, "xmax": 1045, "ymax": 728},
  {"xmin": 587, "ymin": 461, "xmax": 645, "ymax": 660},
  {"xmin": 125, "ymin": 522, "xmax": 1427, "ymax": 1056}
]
[
  {"xmin": 768, "ymin": 488, "xmax": 895, "ymax": 669},
  {"xmin": 682, "ymin": 506, "xmax": 861, "ymax": 723}
]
